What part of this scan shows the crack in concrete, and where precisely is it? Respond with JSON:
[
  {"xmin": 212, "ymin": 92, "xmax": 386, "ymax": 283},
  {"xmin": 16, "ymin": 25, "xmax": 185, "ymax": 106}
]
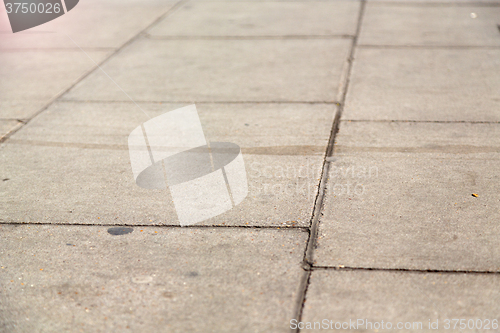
[
  {"xmin": 291, "ymin": 1, "xmax": 367, "ymax": 332},
  {"xmin": 312, "ymin": 265, "xmax": 500, "ymax": 275}
]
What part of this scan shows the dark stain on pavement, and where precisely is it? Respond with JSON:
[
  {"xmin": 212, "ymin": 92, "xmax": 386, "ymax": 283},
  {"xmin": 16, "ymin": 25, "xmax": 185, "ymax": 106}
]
[
  {"xmin": 163, "ymin": 291, "xmax": 174, "ymax": 298},
  {"xmin": 6, "ymin": 139, "xmax": 325, "ymax": 156},
  {"xmin": 107, "ymin": 227, "xmax": 134, "ymax": 235},
  {"xmin": 335, "ymin": 145, "xmax": 500, "ymax": 154}
]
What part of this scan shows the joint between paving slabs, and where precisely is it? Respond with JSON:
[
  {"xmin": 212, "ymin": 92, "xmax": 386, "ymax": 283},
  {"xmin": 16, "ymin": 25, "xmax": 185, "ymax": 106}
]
[
  {"xmin": 341, "ymin": 119, "xmax": 500, "ymax": 124},
  {"xmin": 358, "ymin": 44, "xmax": 500, "ymax": 50},
  {"xmin": 312, "ymin": 265, "xmax": 500, "ymax": 275},
  {"xmin": 291, "ymin": 2, "xmax": 367, "ymax": 332},
  {"xmin": 0, "ymin": 222, "xmax": 310, "ymax": 230},
  {"xmin": 0, "ymin": 0, "xmax": 189, "ymax": 145},
  {"xmin": 369, "ymin": 1, "xmax": 500, "ymax": 8},
  {"xmin": 56, "ymin": 99, "xmax": 341, "ymax": 105}
]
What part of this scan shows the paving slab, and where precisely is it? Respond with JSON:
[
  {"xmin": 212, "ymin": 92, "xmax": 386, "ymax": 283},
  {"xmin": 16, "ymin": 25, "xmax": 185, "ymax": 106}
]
[
  {"xmin": 0, "ymin": 50, "xmax": 110, "ymax": 119},
  {"xmin": 360, "ymin": 3, "xmax": 500, "ymax": 46},
  {"xmin": 0, "ymin": 224, "xmax": 307, "ymax": 332},
  {"xmin": 0, "ymin": 120, "xmax": 22, "ymax": 140},
  {"xmin": 0, "ymin": 0, "xmax": 178, "ymax": 49},
  {"xmin": 367, "ymin": 0, "xmax": 500, "ymax": 3},
  {"xmin": 1, "ymin": 101, "xmax": 334, "ymax": 226},
  {"xmin": 0, "ymin": 101, "xmax": 48, "ymax": 122},
  {"xmin": 315, "ymin": 121, "xmax": 500, "ymax": 271},
  {"xmin": 148, "ymin": 1, "xmax": 360, "ymax": 37},
  {"xmin": 300, "ymin": 270, "xmax": 500, "ymax": 332},
  {"xmin": 344, "ymin": 48, "xmax": 500, "ymax": 121},
  {"xmin": 61, "ymin": 38, "xmax": 351, "ymax": 103}
]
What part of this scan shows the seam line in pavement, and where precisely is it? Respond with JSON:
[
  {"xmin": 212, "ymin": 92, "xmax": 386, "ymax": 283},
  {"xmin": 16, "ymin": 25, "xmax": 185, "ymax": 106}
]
[
  {"xmin": 145, "ymin": 34, "xmax": 355, "ymax": 40},
  {"xmin": 161, "ymin": 0, "xmax": 500, "ymax": 5},
  {"xmin": 56, "ymin": 100, "xmax": 340, "ymax": 104},
  {"xmin": 0, "ymin": 47, "xmax": 116, "ymax": 52},
  {"xmin": 311, "ymin": 266, "xmax": 500, "ymax": 275},
  {"xmin": 3, "ymin": 141, "xmax": 328, "ymax": 157},
  {"xmin": 342, "ymin": 119, "xmax": 500, "ymax": 124},
  {"xmin": 0, "ymin": 0, "xmax": 189, "ymax": 144},
  {"xmin": 358, "ymin": 45, "xmax": 500, "ymax": 49},
  {"xmin": 0, "ymin": 119, "xmax": 26, "ymax": 123},
  {"xmin": 0, "ymin": 222, "xmax": 309, "ymax": 230},
  {"xmin": 291, "ymin": 1, "xmax": 367, "ymax": 331},
  {"xmin": 367, "ymin": 1, "xmax": 500, "ymax": 7}
]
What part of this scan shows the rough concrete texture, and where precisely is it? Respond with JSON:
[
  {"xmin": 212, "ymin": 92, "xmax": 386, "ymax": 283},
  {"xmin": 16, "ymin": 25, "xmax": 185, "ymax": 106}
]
[
  {"xmin": 0, "ymin": 0, "xmax": 178, "ymax": 49},
  {"xmin": 148, "ymin": 1, "xmax": 360, "ymax": 37},
  {"xmin": 343, "ymin": 48, "xmax": 500, "ymax": 122},
  {"xmin": 360, "ymin": 3, "xmax": 500, "ymax": 46},
  {"xmin": 0, "ymin": 224, "xmax": 307, "ymax": 332},
  {"xmin": 2, "ymin": 0, "xmax": 500, "ymax": 330},
  {"xmin": 1, "ymin": 102, "xmax": 332, "ymax": 227},
  {"xmin": 61, "ymin": 38, "xmax": 351, "ymax": 103},
  {"xmin": 0, "ymin": 50, "xmax": 110, "ymax": 119},
  {"xmin": 315, "ymin": 121, "xmax": 500, "ymax": 271},
  {"xmin": 301, "ymin": 270, "xmax": 500, "ymax": 332},
  {"xmin": 0, "ymin": 120, "xmax": 22, "ymax": 140}
]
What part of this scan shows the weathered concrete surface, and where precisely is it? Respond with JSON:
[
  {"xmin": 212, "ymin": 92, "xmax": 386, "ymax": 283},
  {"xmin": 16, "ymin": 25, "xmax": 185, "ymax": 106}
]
[
  {"xmin": 315, "ymin": 121, "xmax": 500, "ymax": 271},
  {"xmin": 148, "ymin": 1, "xmax": 360, "ymax": 37},
  {"xmin": 2, "ymin": 0, "xmax": 499, "ymax": 330},
  {"xmin": 0, "ymin": 224, "xmax": 307, "ymax": 332},
  {"xmin": 360, "ymin": 3, "xmax": 500, "ymax": 46},
  {"xmin": 0, "ymin": 0, "xmax": 178, "ymax": 120},
  {"xmin": 0, "ymin": 120, "xmax": 21, "ymax": 140},
  {"xmin": 0, "ymin": 50, "xmax": 110, "ymax": 119},
  {"xmin": 0, "ymin": 0, "xmax": 179, "ymax": 49},
  {"xmin": 301, "ymin": 270, "xmax": 500, "ymax": 332},
  {"xmin": 61, "ymin": 38, "xmax": 351, "ymax": 103},
  {"xmin": 343, "ymin": 48, "xmax": 500, "ymax": 122},
  {"xmin": 1, "ymin": 102, "xmax": 333, "ymax": 227}
]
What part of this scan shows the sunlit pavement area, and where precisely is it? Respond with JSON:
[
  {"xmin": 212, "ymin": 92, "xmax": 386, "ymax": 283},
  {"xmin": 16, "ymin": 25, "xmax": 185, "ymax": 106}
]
[{"xmin": 1, "ymin": 0, "xmax": 500, "ymax": 332}]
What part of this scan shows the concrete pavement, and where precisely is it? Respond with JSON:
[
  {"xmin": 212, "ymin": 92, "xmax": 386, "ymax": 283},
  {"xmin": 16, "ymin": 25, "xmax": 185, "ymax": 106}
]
[{"xmin": 1, "ymin": 0, "xmax": 500, "ymax": 332}]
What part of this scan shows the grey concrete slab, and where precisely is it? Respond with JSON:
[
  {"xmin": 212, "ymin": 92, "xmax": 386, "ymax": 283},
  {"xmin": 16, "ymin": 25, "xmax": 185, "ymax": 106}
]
[
  {"xmin": 344, "ymin": 48, "xmax": 500, "ymax": 121},
  {"xmin": 359, "ymin": 3, "xmax": 500, "ymax": 46},
  {"xmin": 62, "ymin": 38, "xmax": 351, "ymax": 103},
  {"xmin": 367, "ymin": 0, "xmax": 500, "ymax": 2},
  {"xmin": 0, "ymin": 0, "xmax": 178, "ymax": 49},
  {"xmin": 1, "ymin": 101, "xmax": 333, "ymax": 226},
  {"xmin": 315, "ymin": 121, "xmax": 500, "ymax": 271},
  {"xmin": 301, "ymin": 270, "xmax": 500, "ymax": 332},
  {"xmin": 0, "ymin": 224, "xmax": 307, "ymax": 332},
  {"xmin": 148, "ymin": 1, "xmax": 360, "ymax": 37},
  {"xmin": 0, "ymin": 50, "xmax": 110, "ymax": 119},
  {"xmin": 0, "ymin": 120, "xmax": 21, "ymax": 140},
  {"xmin": 0, "ymin": 101, "xmax": 48, "ymax": 121}
]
